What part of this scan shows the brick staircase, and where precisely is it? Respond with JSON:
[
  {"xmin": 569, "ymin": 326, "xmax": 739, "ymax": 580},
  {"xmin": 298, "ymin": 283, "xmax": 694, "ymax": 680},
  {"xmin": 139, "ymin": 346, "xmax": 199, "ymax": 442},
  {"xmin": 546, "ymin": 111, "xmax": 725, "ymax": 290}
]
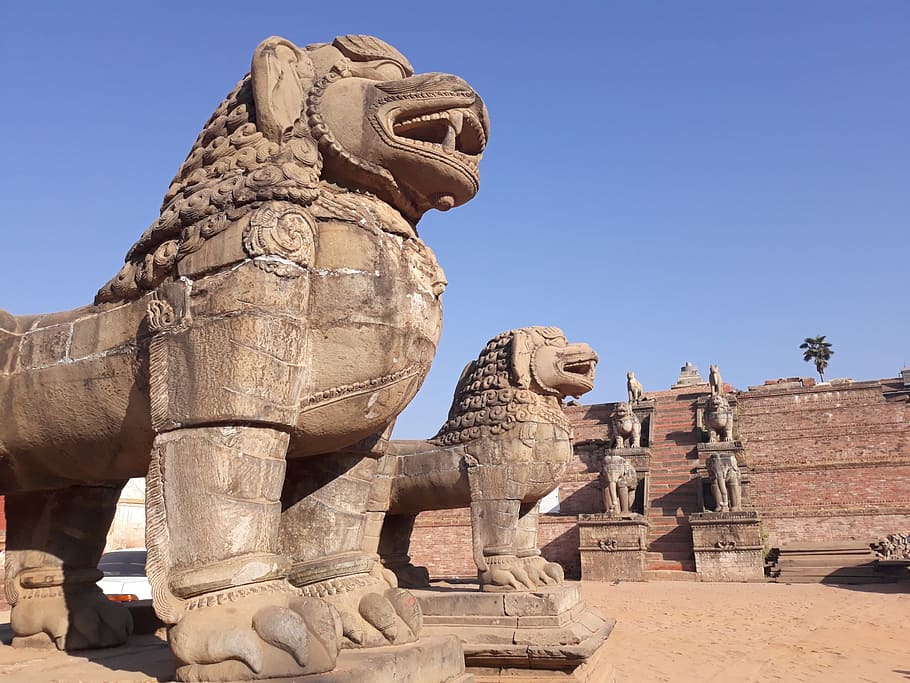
[{"xmin": 642, "ymin": 388, "xmax": 707, "ymax": 575}]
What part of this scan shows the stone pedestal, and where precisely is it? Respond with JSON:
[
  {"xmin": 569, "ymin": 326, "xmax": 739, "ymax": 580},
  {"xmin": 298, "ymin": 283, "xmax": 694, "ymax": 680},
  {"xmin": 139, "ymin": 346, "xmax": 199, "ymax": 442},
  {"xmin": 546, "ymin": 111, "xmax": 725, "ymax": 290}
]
[
  {"xmin": 0, "ymin": 628, "xmax": 472, "ymax": 683},
  {"xmin": 578, "ymin": 513, "xmax": 648, "ymax": 581},
  {"xmin": 413, "ymin": 583, "xmax": 615, "ymax": 682},
  {"xmin": 689, "ymin": 511, "xmax": 765, "ymax": 582}
]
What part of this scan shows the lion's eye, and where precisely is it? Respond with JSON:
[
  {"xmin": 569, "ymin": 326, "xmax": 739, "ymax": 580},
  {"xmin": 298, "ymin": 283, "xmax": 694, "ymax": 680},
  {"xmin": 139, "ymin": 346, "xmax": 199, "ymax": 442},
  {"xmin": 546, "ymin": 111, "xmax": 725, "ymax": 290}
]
[{"xmin": 349, "ymin": 60, "xmax": 409, "ymax": 81}]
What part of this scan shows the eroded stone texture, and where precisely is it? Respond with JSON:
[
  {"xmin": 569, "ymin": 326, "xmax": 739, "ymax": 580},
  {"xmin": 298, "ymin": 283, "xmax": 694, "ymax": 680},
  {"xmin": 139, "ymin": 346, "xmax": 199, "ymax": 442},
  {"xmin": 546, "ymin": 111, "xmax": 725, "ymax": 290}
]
[
  {"xmin": 376, "ymin": 328, "xmax": 598, "ymax": 592},
  {"xmin": 0, "ymin": 33, "xmax": 488, "ymax": 681}
]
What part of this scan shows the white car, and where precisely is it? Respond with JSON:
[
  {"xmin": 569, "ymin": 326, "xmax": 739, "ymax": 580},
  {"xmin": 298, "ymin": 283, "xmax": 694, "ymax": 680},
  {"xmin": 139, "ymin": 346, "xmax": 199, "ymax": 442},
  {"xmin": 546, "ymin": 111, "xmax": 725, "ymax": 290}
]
[{"xmin": 96, "ymin": 548, "xmax": 151, "ymax": 602}]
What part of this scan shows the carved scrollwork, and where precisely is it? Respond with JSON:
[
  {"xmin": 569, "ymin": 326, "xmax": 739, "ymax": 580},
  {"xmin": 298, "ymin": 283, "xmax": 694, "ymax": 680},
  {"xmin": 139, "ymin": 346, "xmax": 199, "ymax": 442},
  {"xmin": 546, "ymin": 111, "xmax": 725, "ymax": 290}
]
[
  {"xmin": 243, "ymin": 202, "xmax": 317, "ymax": 277},
  {"xmin": 715, "ymin": 540, "xmax": 737, "ymax": 550},
  {"xmin": 598, "ymin": 539, "xmax": 619, "ymax": 552},
  {"xmin": 147, "ymin": 297, "xmax": 176, "ymax": 333}
]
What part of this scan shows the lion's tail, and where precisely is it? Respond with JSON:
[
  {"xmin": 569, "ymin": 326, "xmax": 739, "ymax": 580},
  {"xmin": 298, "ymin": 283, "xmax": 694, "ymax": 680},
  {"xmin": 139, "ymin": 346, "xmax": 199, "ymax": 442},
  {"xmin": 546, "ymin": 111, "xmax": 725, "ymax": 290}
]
[{"xmin": 145, "ymin": 439, "xmax": 186, "ymax": 624}]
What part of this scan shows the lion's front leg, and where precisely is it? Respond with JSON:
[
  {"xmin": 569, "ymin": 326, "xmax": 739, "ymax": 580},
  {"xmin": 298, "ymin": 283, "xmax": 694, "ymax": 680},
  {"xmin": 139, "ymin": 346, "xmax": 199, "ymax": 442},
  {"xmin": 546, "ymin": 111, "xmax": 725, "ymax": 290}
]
[
  {"xmin": 148, "ymin": 427, "xmax": 339, "ymax": 682},
  {"xmin": 280, "ymin": 454, "xmax": 422, "ymax": 651},
  {"xmin": 464, "ymin": 457, "xmax": 537, "ymax": 592},
  {"xmin": 5, "ymin": 484, "xmax": 134, "ymax": 650}
]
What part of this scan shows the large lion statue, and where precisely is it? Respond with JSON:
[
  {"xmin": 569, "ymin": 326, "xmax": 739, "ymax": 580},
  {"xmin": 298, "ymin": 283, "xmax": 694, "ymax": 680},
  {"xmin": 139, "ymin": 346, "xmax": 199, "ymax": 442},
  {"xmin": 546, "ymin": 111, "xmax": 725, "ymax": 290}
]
[
  {"xmin": 374, "ymin": 327, "xmax": 597, "ymax": 592},
  {"xmin": 705, "ymin": 394, "xmax": 735, "ymax": 443},
  {"xmin": 611, "ymin": 402, "xmax": 641, "ymax": 448},
  {"xmin": 0, "ymin": 34, "xmax": 487, "ymax": 681}
]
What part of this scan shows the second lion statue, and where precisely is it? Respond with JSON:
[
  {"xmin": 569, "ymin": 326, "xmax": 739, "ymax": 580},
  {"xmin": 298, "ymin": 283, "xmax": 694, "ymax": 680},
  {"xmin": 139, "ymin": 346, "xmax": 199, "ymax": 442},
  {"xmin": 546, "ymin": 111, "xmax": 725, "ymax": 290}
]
[
  {"xmin": 0, "ymin": 34, "xmax": 488, "ymax": 681},
  {"xmin": 377, "ymin": 327, "xmax": 597, "ymax": 591}
]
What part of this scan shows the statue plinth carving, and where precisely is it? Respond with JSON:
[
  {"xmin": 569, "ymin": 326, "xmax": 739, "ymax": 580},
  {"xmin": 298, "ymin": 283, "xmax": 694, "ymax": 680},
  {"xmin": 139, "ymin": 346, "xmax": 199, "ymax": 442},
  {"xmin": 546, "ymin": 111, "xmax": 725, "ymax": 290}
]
[
  {"xmin": 578, "ymin": 514, "xmax": 649, "ymax": 581},
  {"xmin": 1, "ymin": 33, "xmax": 489, "ymax": 682},
  {"xmin": 689, "ymin": 511, "xmax": 764, "ymax": 582}
]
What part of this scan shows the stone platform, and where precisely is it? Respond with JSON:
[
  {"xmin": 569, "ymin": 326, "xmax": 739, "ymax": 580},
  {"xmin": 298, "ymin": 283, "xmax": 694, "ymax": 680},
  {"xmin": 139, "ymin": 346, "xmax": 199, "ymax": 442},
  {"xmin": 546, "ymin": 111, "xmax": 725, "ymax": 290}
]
[
  {"xmin": 0, "ymin": 614, "xmax": 471, "ymax": 683},
  {"xmin": 413, "ymin": 583, "xmax": 615, "ymax": 682}
]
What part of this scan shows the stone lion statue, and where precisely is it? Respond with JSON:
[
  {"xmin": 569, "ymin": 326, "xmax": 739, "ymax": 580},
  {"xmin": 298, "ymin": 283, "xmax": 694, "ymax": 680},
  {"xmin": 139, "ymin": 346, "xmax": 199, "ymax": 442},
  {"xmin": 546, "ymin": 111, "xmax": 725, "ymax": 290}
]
[
  {"xmin": 705, "ymin": 394, "xmax": 735, "ymax": 443},
  {"xmin": 611, "ymin": 402, "xmax": 641, "ymax": 448},
  {"xmin": 0, "ymin": 34, "xmax": 487, "ymax": 681},
  {"xmin": 626, "ymin": 371, "xmax": 645, "ymax": 404},
  {"xmin": 709, "ymin": 364, "xmax": 723, "ymax": 395},
  {"xmin": 600, "ymin": 454, "xmax": 639, "ymax": 515},
  {"xmin": 375, "ymin": 327, "xmax": 597, "ymax": 592}
]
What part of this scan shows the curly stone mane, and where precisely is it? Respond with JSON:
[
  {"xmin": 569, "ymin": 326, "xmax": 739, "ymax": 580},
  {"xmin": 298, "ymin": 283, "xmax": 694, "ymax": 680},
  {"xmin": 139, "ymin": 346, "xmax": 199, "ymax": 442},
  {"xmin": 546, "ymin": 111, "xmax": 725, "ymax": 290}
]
[
  {"xmin": 94, "ymin": 74, "xmax": 325, "ymax": 304},
  {"xmin": 430, "ymin": 327, "xmax": 571, "ymax": 446},
  {"xmin": 95, "ymin": 34, "xmax": 416, "ymax": 305}
]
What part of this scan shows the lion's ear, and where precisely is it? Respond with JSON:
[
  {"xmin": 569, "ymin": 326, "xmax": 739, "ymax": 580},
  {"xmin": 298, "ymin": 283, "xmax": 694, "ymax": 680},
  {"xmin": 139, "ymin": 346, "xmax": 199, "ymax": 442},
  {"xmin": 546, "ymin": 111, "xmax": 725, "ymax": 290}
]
[
  {"xmin": 251, "ymin": 36, "xmax": 315, "ymax": 142},
  {"xmin": 509, "ymin": 330, "xmax": 533, "ymax": 389}
]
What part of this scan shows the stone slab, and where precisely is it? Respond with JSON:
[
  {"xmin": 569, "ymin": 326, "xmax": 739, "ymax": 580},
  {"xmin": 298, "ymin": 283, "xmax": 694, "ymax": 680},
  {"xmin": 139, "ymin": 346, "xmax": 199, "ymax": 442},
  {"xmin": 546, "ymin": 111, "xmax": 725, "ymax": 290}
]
[
  {"xmin": 0, "ymin": 619, "xmax": 470, "ymax": 683},
  {"xmin": 470, "ymin": 640, "xmax": 616, "ymax": 682}
]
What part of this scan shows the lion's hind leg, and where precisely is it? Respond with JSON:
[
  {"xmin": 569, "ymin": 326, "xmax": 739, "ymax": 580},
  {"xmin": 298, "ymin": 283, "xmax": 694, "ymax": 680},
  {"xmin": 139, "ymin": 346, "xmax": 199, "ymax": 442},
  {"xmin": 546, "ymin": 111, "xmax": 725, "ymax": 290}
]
[
  {"xmin": 377, "ymin": 513, "xmax": 430, "ymax": 588},
  {"xmin": 5, "ymin": 484, "xmax": 134, "ymax": 650}
]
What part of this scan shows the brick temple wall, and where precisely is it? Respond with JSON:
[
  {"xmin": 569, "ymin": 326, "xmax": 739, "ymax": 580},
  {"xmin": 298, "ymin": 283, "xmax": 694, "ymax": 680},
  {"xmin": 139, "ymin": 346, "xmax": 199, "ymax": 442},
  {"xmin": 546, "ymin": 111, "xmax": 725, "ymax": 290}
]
[
  {"xmin": 738, "ymin": 378, "xmax": 910, "ymax": 547},
  {"xmin": 407, "ymin": 376, "xmax": 910, "ymax": 578}
]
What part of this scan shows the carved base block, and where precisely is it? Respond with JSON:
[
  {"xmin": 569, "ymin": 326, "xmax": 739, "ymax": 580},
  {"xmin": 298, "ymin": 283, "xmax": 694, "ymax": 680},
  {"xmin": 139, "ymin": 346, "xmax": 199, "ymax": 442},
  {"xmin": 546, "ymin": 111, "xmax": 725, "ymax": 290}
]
[
  {"xmin": 0, "ymin": 630, "xmax": 470, "ymax": 683},
  {"xmin": 413, "ymin": 583, "xmax": 614, "ymax": 681},
  {"xmin": 578, "ymin": 514, "xmax": 649, "ymax": 581},
  {"xmin": 690, "ymin": 511, "xmax": 765, "ymax": 582}
]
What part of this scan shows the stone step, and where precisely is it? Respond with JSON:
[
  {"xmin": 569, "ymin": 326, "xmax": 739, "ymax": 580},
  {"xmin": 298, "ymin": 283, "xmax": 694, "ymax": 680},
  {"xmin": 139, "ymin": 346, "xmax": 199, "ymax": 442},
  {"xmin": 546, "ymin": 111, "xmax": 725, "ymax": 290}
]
[
  {"xmin": 778, "ymin": 557, "xmax": 876, "ymax": 568},
  {"xmin": 643, "ymin": 569, "xmax": 698, "ymax": 581}
]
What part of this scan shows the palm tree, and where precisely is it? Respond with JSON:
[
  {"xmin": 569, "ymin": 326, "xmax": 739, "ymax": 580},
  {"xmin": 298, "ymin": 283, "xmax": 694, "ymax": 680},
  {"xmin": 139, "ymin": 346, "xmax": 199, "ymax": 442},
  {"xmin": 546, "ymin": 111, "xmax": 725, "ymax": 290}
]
[{"xmin": 800, "ymin": 335, "xmax": 834, "ymax": 382}]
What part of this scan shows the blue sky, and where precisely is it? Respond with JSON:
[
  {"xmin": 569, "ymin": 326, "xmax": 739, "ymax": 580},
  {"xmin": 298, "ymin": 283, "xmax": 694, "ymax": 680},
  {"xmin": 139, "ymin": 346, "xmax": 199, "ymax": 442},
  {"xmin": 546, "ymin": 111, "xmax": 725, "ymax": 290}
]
[{"xmin": 2, "ymin": 2, "xmax": 907, "ymax": 438}]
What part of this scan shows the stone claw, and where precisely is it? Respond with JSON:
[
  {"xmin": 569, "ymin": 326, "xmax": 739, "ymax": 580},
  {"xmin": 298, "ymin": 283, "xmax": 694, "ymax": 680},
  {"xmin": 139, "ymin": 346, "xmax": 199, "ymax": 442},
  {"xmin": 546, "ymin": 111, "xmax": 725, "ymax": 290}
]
[
  {"xmin": 521, "ymin": 555, "xmax": 564, "ymax": 586},
  {"xmin": 169, "ymin": 585, "xmax": 339, "ymax": 682},
  {"xmin": 358, "ymin": 592, "xmax": 400, "ymax": 643},
  {"xmin": 480, "ymin": 555, "xmax": 553, "ymax": 591}
]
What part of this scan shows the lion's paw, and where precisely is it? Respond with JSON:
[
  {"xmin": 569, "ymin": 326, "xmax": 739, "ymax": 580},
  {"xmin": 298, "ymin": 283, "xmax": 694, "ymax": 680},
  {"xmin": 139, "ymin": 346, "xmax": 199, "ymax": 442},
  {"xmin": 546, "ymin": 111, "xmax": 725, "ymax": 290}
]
[
  {"xmin": 11, "ymin": 585, "xmax": 133, "ymax": 650},
  {"xmin": 170, "ymin": 586, "xmax": 339, "ymax": 682},
  {"xmin": 521, "ymin": 555, "xmax": 564, "ymax": 586},
  {"xmin": 479, "ymin": 555, "xmax": 538, "ymax": 592},
  {"xmin": 386, "ymin": 562, "xmax": 430, "ymax": 589},
  {"xmin": 306, "ymin": 572, "xmax": 422, "ymax": 649}
]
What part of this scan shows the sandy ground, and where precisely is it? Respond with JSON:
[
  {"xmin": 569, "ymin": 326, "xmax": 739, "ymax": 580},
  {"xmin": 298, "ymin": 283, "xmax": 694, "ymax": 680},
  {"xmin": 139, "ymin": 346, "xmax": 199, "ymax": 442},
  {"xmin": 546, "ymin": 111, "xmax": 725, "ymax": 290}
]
[
  {"xmin": 583, "ymin": 580, "xmax": 910, "ymax": 683},
  {"xmin": 0, "ymin": 581, "xmax": 907, "ymax": 681}
]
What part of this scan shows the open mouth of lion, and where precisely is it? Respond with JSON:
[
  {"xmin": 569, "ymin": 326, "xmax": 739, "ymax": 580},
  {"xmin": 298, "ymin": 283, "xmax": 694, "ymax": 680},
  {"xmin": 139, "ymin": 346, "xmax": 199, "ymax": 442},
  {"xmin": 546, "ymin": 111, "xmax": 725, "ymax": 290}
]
[
  {"xmin": 391, "ymin": 107, "xmax": 486, "ymax": 160},
  {"xmin": 559, "ymin": 353, "xmax": 598, "ymax": 395}
]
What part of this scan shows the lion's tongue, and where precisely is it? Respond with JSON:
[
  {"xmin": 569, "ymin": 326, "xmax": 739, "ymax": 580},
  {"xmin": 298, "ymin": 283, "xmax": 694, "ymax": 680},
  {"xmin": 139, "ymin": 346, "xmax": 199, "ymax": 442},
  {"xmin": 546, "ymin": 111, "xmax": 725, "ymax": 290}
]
[{"xmin": 443, "ymin": 110, "xmax": 464, "ymax": 153}]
